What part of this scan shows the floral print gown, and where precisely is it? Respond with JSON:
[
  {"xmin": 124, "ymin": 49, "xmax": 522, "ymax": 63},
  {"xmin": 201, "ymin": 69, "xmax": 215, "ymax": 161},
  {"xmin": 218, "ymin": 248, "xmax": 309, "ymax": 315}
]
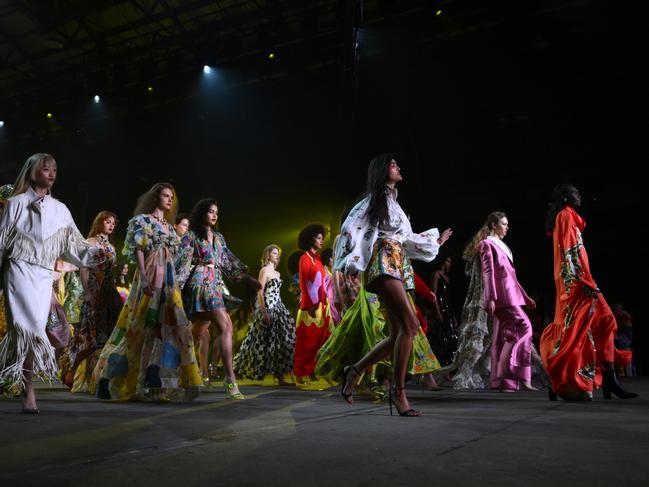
[{"xmin": 93, "ymin": 214, "xmax": 202, "ymax": 400}]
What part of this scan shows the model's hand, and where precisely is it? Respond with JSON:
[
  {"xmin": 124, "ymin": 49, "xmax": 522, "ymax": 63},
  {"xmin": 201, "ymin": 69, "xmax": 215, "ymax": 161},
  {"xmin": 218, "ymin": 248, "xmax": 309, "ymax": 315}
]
[
  {"xmin": 437, "ymin": 228, "xmax": 453, "ymax": 246},
  {"xmin": 428, "ymin": 291, "xmax": 437, "ymax": 304},
  {"xmin": 527, "ymin": 299, "xmax": 536, "ymax": 309},
  {"xmin": 142, "ymin": 277, "xmax": 155, "ymax": 296},
  {"xmin": 486, "ymin": 300, "xmax": 495, "ymax": 316}
]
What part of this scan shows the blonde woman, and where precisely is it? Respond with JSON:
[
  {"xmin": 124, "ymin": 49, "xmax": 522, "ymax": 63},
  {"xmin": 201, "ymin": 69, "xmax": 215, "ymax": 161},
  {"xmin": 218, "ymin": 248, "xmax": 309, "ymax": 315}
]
[
  {"xmin": 234, "ymin": 245, "xmax": 296, "ymax": 385},
  {"xmin": 0, "ymin": 154, "xmax": 103, "ymax": 413}
]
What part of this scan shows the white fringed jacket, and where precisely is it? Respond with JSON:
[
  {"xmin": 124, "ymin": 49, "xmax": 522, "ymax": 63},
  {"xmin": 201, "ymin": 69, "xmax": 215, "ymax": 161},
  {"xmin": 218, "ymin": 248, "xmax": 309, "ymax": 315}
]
[{"xmin": 0, "ymin": 186, "xmax": 98, "ymax": 272}]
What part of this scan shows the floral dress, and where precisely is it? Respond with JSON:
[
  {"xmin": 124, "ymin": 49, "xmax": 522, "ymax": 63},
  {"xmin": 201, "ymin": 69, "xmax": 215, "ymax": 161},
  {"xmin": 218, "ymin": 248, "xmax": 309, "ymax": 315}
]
[
  {"xmin": 69, "ymin": 235, "xmax": 123, "ymax": 392},
  {"xmin": 175, "ymin": 230, "xmax": 248, "ymax": 315},
  {"xmin": 234, "ymin": 277, "xmax": 296, "ymax": 380},
  {"xmin": 93, "ymin": 214, "xmax": 202, "ymax": 401}
]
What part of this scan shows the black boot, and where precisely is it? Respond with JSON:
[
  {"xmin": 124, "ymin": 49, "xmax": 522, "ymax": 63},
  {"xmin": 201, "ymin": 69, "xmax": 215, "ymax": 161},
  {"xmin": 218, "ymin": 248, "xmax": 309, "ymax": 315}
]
[{"xmin": 601, "ymin": 362, "xmax": 638, "ymax": 399}]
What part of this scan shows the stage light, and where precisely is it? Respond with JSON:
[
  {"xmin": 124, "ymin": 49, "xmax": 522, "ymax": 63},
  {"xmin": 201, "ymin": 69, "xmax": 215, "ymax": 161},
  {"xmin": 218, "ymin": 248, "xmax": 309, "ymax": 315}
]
[
  {"xmin": 0, "ymin": 121, "xmax": 4, "ymax": 127},
  {"xmin": 435, "ymin": 10, "xmax": 443, "ymax": 16},
  {"xmin": 94, "ymin": 95, "xmax": 100, "ymax": 103},
  {"xmin": 203, "ymin": 65, "xmax": 211, "ymax": 74},
  {"xmin": 268, "ymin": 53, "xmax": 275, "ymax": 60},
  {"xmin": 47, "ymin": 112, "xmax": 53, "ymax": 119},
  {"xmin": 147, "ymin": 86, "xmax": 154, "ymax": 93}
]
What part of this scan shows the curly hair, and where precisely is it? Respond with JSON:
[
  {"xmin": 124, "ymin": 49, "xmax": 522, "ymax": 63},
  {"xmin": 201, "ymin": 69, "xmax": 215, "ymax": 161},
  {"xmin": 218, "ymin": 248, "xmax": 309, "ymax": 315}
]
[
  {"xmin": 87, "ymin": 210, "xmax": 118, "ymax": 242},
  {"xmin": 320, "ymin": 247, "xmax": 333, "ymax": 267},
  {"xmin": 298, "ymin": 223, "xmax": 326, "ymax": 251},
  {"xmin": 188, "ymin": 198, "xmax": 218, "ymax": 241},
  {"xmin": 463, "ymin": 211, "xmax": 507, "ymax": 259},
  {"xmin": 133, "ymin": 182, "xmax": 177, "ymax": 222}
]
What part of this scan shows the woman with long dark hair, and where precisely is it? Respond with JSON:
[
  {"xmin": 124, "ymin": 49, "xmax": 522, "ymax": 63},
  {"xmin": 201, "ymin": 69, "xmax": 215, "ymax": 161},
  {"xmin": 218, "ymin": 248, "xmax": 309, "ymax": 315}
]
[
  {"xmin": 93, "ymin": 183, "xmax": 202, "ymax": 401},
  {"xmin": 0, "ymin": 154, "xmax": 103, "ymax": 413},
  {"xmin": 176, "ymin": 198, "xmax": 259, "ymax": 399},
  {"xmin": 540, "ymin": 184, "xmax": 636, "ymax": 401},
  {"xmin": 336, "ymin": 154, "xmax": 452, "ymax": 416}
]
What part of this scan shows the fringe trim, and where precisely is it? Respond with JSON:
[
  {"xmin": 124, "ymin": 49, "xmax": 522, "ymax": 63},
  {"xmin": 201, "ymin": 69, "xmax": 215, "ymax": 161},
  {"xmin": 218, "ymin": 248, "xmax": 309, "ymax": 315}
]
[
  {"xmin": 0, "ymin": 325, "xmax": 58, "ymax": 390},
  {"xmin": 7, "ymin": 226, "xmax": 87, "ymax": 269}
]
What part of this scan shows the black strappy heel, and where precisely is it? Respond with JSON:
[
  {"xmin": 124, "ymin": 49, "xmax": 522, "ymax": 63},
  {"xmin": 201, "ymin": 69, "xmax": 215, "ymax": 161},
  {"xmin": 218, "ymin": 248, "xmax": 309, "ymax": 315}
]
[
  {"xmin": 340, "ymin": 365, "xmax": 360, "ymax": 404},
  {"xmin": 388, "ymin": 386, "xmax": 420, "ymax": 417}
]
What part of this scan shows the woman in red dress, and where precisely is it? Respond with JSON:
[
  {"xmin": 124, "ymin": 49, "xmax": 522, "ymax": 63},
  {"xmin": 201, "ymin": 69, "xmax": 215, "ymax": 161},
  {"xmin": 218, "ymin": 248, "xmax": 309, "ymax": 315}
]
[
  {"xmin": 540, "ymin": 184, "xmax": 636, "ymax": 401},
  {"xmin": 292, "ymin": 223, "xmax": 332, "ymax": 383}
]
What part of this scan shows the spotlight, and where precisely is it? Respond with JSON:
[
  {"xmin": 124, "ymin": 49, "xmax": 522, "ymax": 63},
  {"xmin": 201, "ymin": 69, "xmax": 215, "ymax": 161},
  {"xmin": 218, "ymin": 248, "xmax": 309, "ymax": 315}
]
[
  {"xmin": 94, "ymin": 95, "xmax": 100, "ymax": 103},
  {"xmin": 435, "ymin": 10, "xmax": 443, "ymax": 16},
  {"xmin": 203, "ymin": 65, "xmax": 211, "ymax": 74},
  {"xmin": 47, "ymin": 112, "xmax": 53, "ymax": 119},
  {"xmin": 268, "ymin": 52, "xmax": 275, "ymax": 60},
  {"xmin": 147, "ymin": 86, "xmax": 154, "ymax": 93},
  {"xmin": 0, "ymin": 121, "xmax": 4, "ymax": 127}
]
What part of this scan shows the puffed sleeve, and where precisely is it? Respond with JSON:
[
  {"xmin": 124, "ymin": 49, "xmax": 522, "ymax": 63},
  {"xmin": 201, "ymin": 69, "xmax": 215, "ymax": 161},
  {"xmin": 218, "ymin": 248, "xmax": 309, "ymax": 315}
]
[
  {"xmin": 59, "ymin": 207, "xmax": 104, "ymax": 269},
  {"xmin": 122, "ymin": 214, "xmax": 151, "ymax": 263},
  {"xmin": 334, "ymin": 197, "xmax": 377, "ymax": 274},
  {"xmin": 215, "ymin": 232, "xmax": 248, "ymax": 282},
  {"xmin": 402, "ymin": 227, "xmax": 441, "ymax": 263}
]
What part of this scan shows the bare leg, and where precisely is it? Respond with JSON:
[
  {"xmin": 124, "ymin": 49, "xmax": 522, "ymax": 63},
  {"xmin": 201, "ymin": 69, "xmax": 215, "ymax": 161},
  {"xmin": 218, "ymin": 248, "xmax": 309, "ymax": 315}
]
[
  {"xmin": 22, "ymin": 352, "xmax": 38, "ymax": 411},
  {"xmin": 343, "ymin": 277, "xmax": 419, "ymax": 414},
  {"xmin": 199, "ymin": 328, "xmax": 210, "ymax": 379}
]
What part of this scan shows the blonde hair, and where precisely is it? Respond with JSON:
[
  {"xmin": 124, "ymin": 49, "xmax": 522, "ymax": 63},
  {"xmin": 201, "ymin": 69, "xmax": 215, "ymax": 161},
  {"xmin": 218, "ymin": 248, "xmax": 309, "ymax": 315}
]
[
  {"xmin": 88, "ymin": 210, "xmax": 119, "ymax": 242},
  {"xmin": 463, "ymin": 211, "xmax": 507, "ymax": 259},
  {"xmin": 11, "ymin": 153, "xmax": 56, "ymax": 196},
  {"xmin": 261, "ymin": 244, "xmax": 281, "ymax": 266},
  {"xmin": 133, "ymin": 182, "xmax": 177, "ymax": 222}
]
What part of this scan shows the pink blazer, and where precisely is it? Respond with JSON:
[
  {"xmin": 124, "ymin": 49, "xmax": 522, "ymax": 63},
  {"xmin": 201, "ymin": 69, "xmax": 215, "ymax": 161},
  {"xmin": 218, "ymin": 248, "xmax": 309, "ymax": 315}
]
[{"xmin": 478, "ymin": 239, "xmax": 532, "ymax": 309}]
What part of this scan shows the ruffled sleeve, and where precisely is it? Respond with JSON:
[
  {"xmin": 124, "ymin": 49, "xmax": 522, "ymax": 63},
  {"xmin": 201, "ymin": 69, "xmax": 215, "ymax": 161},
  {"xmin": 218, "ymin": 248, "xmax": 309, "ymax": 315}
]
[
  {"xmin": 334, "ymin": 196, "xmax": 378, "ymax": 274},
  {"xmin": 122, "ymin": 214, "xmax": 152, "ymax": 263},
  {"xmin": 215, "ymin": 232, "xmax": 248, "ymax": 282},
  {"xmin": 402, "ymin": 227, "xmax": 440, "ymax": 263}
]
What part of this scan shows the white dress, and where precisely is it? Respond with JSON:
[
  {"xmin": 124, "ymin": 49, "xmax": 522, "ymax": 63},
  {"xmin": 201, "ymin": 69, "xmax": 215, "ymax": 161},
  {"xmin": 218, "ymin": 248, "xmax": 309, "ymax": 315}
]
[{"xmin": 0, "ymin": 187, "xmax": 101, "ymax": 387}]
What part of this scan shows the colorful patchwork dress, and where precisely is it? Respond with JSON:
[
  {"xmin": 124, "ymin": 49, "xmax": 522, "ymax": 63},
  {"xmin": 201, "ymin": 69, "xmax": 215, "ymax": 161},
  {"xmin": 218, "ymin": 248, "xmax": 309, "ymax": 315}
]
[{"xmin": 93, "ymin": 214, "xmax": 202, "ymax": 401}]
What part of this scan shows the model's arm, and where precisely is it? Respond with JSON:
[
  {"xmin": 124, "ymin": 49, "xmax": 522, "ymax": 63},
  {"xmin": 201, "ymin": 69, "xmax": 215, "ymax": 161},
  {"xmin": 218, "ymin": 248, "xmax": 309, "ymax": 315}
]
[{"xmin": 479, "ymin": 240, "xmax": 497, "ymax": 314}]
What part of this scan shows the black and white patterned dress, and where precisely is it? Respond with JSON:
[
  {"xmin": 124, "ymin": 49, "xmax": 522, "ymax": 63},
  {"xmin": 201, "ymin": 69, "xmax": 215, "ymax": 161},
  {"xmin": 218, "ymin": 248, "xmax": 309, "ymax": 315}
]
[{"xmin": 234, "ymin": 277, "xmax": 296, "ymax": 380}]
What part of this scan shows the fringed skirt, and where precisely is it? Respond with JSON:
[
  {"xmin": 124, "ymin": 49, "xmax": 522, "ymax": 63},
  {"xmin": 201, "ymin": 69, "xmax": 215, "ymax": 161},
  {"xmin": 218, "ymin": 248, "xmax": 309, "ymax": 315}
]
[{"xmin": 0, "ymin": 260, "xmax": 57, "ymax": 389}]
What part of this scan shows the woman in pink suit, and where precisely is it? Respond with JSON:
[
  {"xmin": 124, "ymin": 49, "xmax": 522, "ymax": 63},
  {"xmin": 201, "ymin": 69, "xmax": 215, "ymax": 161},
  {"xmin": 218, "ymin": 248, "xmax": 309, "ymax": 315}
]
[{"xmin": 478, "ymin": 211, "xmax": 537, "ymax": 391}]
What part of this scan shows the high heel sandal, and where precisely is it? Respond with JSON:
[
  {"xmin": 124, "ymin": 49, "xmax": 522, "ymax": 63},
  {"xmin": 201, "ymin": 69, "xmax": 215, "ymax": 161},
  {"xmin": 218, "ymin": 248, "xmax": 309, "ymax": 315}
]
[
  {"xmin": 224, "ymin": 380, "xmax": 245, "ymax": 400},
  {"xmin": 388, "ymin": 386, "xmax": 420, "ymax": 417},
  {"xmin": 340, "ymin": 365, "xmax": 360, "ymax": 404},
  {"xmin": 21, "ymin": 390, "xmax": 39, "ymax": 415}
]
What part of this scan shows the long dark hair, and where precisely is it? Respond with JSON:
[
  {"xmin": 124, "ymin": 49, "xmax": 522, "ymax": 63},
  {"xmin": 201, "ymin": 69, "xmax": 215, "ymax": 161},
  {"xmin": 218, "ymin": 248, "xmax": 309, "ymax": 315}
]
[
  {"xmin": 365, "ymin": 153, "xmax": 393, "ymax": 226},
  {"xmin": 545, "ymin": 183, "xmax": 574, "ymax": 235},
  {"xmin": 189, "ymin": 198, "xmax": 218, "ymax": 241}
]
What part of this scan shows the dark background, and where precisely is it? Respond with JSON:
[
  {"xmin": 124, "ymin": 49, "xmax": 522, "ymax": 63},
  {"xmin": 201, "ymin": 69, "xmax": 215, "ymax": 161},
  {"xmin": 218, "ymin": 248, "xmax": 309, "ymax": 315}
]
[{"xmin": 1, "ymin": 1, "xmax": 645, "ymax": 370}]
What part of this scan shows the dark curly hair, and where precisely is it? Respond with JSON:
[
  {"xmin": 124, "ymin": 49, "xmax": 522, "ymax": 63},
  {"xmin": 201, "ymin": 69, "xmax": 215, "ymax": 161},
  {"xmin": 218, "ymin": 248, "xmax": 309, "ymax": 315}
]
[
  {"xmin": 298, "ymin": 223, "xmax": 326, "ymax": 251},
  {"xmin": 188, "ymin": 198, "xmax": 218, "ymax": 241}
]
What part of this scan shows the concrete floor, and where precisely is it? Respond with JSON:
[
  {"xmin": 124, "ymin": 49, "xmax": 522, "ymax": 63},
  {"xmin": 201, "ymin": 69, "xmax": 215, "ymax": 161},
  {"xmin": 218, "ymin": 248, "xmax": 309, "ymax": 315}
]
[{"xmin": 1, "ymin": 378, "xmax": 647, "ymax": 487}]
